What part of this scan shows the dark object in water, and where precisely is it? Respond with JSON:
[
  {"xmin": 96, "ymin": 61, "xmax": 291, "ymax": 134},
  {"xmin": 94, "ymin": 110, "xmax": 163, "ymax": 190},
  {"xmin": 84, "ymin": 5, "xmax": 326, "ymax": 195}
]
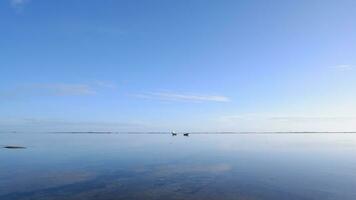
[
  {"xmin": 3, "ymin": 146, "xmax": 26, "ymax": 149},
  {"xmin": 172, "ymin": 133, "xmax": 177, "ymax": 136},
  {"xmin": 183, "ymin": 133, "xmax": 189, "ymax": 136}
]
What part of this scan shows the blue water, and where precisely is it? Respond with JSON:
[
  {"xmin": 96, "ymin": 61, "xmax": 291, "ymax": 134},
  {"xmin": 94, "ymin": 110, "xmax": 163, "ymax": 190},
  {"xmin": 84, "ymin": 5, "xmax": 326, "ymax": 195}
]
[{"xmin": 1, "ymin": 133, "xmax": 356, "ymax": 200}]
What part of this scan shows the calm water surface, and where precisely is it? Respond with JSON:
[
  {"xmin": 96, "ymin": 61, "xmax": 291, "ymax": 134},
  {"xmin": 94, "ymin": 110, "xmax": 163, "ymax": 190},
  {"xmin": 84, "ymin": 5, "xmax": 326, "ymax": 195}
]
[{"xmin": 1, "ymin": 133, "xmax": 356, "ymax": 200}]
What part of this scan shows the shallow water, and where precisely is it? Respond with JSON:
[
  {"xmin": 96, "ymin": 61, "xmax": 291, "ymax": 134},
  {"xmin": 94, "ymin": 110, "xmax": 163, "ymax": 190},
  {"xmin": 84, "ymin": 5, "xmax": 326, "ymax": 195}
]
[{"xmin": 1, "ymin": 133, "xmax": 356, "ymax": 200}]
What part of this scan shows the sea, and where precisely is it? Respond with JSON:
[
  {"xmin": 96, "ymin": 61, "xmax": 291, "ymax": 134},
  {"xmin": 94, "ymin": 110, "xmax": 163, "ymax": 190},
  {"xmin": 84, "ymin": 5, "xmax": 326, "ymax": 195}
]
[{"xmin": 1, "ymin": 132, "xmax": 356, "ymax": 200}]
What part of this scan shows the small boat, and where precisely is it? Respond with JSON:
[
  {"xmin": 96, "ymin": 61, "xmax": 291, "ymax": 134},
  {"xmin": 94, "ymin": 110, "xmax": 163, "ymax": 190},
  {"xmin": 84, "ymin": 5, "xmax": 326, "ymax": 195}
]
[
  {"xmin": 171, "ymin": 131, "xmax": 177, "ymax": 136},
  {"xmin": 183, "ymin": 133, "xmax": 189, "ymax": 136}
]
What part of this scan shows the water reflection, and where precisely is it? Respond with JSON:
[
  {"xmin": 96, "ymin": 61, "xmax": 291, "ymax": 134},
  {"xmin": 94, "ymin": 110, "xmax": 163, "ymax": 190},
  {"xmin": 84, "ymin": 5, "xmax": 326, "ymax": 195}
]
[{"xmin": 0, "ymin": 133, "xmax": 356, "ymax": 199}]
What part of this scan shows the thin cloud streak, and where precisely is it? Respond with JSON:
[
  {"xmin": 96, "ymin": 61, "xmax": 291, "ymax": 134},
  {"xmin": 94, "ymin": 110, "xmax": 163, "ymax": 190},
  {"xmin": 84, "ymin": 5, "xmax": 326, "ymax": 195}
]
[
  {"xmin": 217, "ymin": 114, "xmax": 356, "ymax": 132},
  {"xmin": 269, "ymin": 116, "xmax": 356, "ymax": 122},
  {"xmin": 30, "ymin": 84, "xmax": 96, "ymax": 96},
  {"xmin": 95, "ymin": 81, "xmax": 117, "ymax": 89},
  {"xmin": 0, "ymin": 82, "xmax": 114, "ymax": 100},
  {"xmin": 330, "ymin": 64, "xmax": 354, "ymax": 71},
  {"xmin": 221, "ymin": 114, "xmax": 356, "ymax": 122},
  {"xmin": 135, "ymin": 92, "xmax": 230, "ymax": 102}
]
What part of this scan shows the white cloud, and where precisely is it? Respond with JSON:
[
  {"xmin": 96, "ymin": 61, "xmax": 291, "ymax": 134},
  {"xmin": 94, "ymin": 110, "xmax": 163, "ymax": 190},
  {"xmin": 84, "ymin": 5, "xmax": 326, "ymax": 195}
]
[
  {"xmin": 135, "ymin": 92, "xmax": 230, "ymax": 102},
  {"xmin": 330, "ymin": 64, "xmax": 354, "ymax": 71}
]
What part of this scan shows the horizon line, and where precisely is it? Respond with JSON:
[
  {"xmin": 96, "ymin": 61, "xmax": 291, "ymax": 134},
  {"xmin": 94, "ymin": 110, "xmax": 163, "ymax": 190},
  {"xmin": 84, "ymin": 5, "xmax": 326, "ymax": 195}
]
[{"xmin": 1, "ymin": 131, "xmax": 356, "ymax": 134}]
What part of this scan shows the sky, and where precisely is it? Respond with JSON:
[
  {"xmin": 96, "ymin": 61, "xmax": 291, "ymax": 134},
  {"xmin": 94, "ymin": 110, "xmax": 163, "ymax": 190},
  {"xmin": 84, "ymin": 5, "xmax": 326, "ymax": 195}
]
[{"xmin": 1, "ymin": 0, "xmax": 356, "ymax": 132}]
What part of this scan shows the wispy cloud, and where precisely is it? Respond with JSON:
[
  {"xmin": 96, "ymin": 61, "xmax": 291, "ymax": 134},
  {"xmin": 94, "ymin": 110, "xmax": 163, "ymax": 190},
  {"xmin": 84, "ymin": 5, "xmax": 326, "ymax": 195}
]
[
  {"xmin": 135, "ymin": 92, "xmax": 230, "ymax": 103},
  {"xmin": 30, "ymin": 84, "xmax": 96, "ymax": 96},
  {"xmin": 9, "ymin": 0, "xmax": 30, "ymax": 10},
  {"xmin": 217, "ymin": 114, "xmax": 356, "ymax": 132},
  {"xmin": 95, "ymin": 81, "xmax": 117, "ymax": 89},
  {"xmin": 269, "ymin": 116, "xmax": 356, "ymax": 122},
  {"xmin": 330, "ymin": 64, "xmax": 354, "ymax": 71},
  {"xmin": 0, "ymin": 81, "xmax": 118, "ymax": 100},
  {"xmin": 220, "ymin": 114, "xmax": 356, "ymax": 122},
  {"xmin": 213, "ymin": 113, "xmax": 356, "ymax": 132}
]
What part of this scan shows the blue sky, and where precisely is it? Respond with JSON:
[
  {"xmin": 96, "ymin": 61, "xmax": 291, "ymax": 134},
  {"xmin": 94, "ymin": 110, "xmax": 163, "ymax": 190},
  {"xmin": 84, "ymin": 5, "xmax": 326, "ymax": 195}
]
[{"xmin": 1, "ymin": 0, "xmax": 356, "ymax": 132}]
